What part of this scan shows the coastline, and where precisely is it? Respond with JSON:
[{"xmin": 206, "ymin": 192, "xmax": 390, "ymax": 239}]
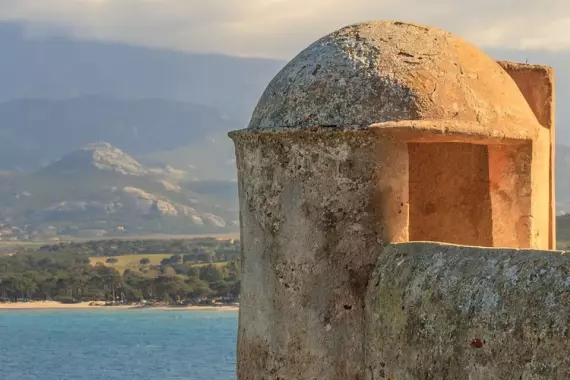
[{"xmin": 0, "ymin": 301, "xmax": 239, "ymax": 311}]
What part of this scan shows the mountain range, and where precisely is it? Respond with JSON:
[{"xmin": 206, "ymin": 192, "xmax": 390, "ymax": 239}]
[
  {"xmin": 0, "ymin": 23, "xmax": 284, "ymax": 123},
  {"xmin": 0, "ymin": 96, "xmax": 236, "ymax": 173},
  {"xmin": 0, "ymin": 22, "xmax": 570, "ymax": 238},
  {"xmin": 0, "ymin": 142, "xmax": 238, "ymax": 239}
]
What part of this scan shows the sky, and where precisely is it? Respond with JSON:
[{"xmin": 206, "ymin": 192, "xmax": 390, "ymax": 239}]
[{"xmin": 0, "ymin": 0, "xmax": 569, "ymax": 59}]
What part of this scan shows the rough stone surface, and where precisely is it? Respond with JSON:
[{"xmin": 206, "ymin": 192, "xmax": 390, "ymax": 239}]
[
  {"xmin": 248, "ymin": 20, "xmax": 539, "ymax": 134},
  {"xmin": 239, "ymin": 20, "xmax": 555, "ymax": 251},
  {"xmin": 498, "ymin": 61, "xmax": 557, "ymax": 249},
  {"xmin": 366, "ymin": 242, "xmax": 570, "ymax": 380},
  {"xmin": 232, "ymin": 129, "xmax": 381, "ymax": 380}
]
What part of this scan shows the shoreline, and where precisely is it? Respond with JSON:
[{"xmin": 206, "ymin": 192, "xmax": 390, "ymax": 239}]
[{"xmin": 0, "ymin": 301, "xmax": 239, "ymax": 311}]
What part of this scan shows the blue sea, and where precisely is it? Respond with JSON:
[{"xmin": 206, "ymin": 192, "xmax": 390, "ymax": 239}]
[{"xmin": 0, "ymin": 310, "xmax": 238, "ymax": 380}]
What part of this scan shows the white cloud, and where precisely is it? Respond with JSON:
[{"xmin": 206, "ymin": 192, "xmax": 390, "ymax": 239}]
[{"xmin": 0, "ymin": 0, "xmax": 568, "ymax": 58}]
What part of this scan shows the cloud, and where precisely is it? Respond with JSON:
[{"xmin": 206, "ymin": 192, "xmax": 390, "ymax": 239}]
[{"xmin": 0, "ymin": 0, "xmax": 568, "ymax": 58}]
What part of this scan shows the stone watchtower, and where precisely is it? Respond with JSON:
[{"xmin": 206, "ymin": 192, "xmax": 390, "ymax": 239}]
[{"xmin": 230, "ymin": 21, "xmax": 559, "ymax": 379}]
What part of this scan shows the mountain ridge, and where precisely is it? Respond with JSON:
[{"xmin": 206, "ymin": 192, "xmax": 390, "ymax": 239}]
[
  {"xmin": 0, "ymin": 142, "xmax": 239, "ymax": 240},
  {"xmin": 0, "ymin": 22, "xmax": 284, "ymax": 122},
  {"xmin": 0, "ymin": 96, "xmax": 235, "ymax": 172},
  {"xmin": 42, "ymin": 141, "xmax": 149, "ymax": 176}
]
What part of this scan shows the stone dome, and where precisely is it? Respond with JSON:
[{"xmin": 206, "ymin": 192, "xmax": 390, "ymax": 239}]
[{"xmin": 247, "ymin": 20, "xmax": 541, "ymax": 133}]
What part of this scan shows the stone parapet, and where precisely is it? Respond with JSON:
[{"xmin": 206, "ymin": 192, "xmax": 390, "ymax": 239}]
[{"xmin": 367, "ymin": 242, "xmax": 570, "ymax": 379}]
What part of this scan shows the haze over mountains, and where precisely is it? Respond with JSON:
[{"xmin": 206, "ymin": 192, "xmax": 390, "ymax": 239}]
[
  {"xmin": 0, "ymin": 23, "xmax": 283, "ymax": 121},
  {"xmin": 0, "ymin": 22, "xmax": 570, "ymax": 238},
  {"xmin": 0, "ymin": 142, "xmax": 239, "ymax": 239}
]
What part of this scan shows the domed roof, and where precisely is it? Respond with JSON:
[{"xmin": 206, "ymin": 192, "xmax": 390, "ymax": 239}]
[{"xmin": 247, "ymin": 20, "xmax": 541, "ymax": 134}]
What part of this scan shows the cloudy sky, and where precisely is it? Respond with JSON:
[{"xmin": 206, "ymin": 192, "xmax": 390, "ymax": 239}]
[{"xmin": 0, "ymin": 0, "xmax": 568, "ymax": 58}]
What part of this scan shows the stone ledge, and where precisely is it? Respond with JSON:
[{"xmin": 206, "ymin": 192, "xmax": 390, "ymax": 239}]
[{"xmin": 366, "ymin": 242, "xmax": 570, "ymax": 379}]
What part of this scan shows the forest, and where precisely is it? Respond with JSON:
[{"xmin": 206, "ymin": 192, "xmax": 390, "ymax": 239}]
[{"xmin": 0, "ymin": 238, "xmax": 241, "ymax": 304}]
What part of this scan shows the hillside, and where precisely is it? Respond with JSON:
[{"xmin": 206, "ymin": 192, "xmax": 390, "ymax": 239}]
[
  {"xmin": 0, "ymin": 143, "xmax": 239, "ymax": 240},
  {"xmin": 556, "ymin": 145, "xmax": 570, "ymax": 214},
  {"xmin": 0, "ymin": 22, "xmax": 284, "ymax": 122},
  {"xmin": 0, "ymin": 96, "xmax": 236, "ymax": 172},
  {"xmin": 141, "ymin": 133, "xmax": 238, "ymax": 181},
  {"xmin": 0, "ymin": 23, "xmax": 284, "ymax": 177}
]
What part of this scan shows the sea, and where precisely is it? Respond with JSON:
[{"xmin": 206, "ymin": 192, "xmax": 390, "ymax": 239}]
[{"xmin": 0, "ymin": 310, "xmax": 238, "ymax": 380}]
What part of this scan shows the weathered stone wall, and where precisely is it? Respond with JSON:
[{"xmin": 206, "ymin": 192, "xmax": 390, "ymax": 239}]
[
  {"xmin": 231, "ymin": 128, "xmax": 413, "ymax": 380},
  {"xmin": 487, "ymin": 143, "xmax": 533, "ymax": 248},
  {"xmin": 498, "ymin": 61, "xmax": 556, "ymax": 249},
  {"xmin": 231, "ymin": 128, "xmax": 378, "ymax": 380},
  {"xmin": 366, "ymin": 242, "xmax": 570, "ymax": 380},
  {"xmin": 408, "ymin": 142, "xmax": 493, "ymax": 246},
  {"xmin": 231, "ymin": 128, "xmax": 559, "ymax": 380}
]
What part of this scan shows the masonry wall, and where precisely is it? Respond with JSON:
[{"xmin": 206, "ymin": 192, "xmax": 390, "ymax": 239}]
[
  {"xmin": 408, "ymin": 142, "xmax": 493, "ymax": 246},
  {"xmin": 231, "ymin": 129, "xmax": 382, "ymax": 380},
  {"xmin": 498, "ymin": 61, "xmax": 556, "ymax": 249},
  {"xmin": 366, "ymin": 242, "xmax": 570, "ymax": 380},
  {"xmin": 487, "ymin": 143, "xmax": 533, "ymax": 248}
]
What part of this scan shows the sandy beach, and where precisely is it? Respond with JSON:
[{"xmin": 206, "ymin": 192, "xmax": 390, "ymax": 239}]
[{"xmin": 0, "ymin": 301, "xmax": 239, "ymax": 311}]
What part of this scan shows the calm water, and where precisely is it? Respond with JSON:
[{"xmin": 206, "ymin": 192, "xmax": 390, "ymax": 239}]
[{"xmin": 0, "ymin": 310, "xmax": 238, "ymax": 380}]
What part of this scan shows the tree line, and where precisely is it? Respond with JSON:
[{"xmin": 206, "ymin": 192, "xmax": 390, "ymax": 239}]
[
  {"xmin": 38, "ymin": 237, "xmax": 240, "ymax": 262},
  {"xmin": 0, "ymin": 243, "xmax": 240, "ymax": 304}
]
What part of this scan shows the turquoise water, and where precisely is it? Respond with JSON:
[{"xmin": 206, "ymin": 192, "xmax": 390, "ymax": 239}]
[{"xmin": 0, "ymin": 310, "xmax": 238, "ymax": 380}]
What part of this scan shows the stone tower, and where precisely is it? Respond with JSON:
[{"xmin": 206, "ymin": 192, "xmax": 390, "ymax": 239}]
[{"xmin": 230, "ymin": 20, "xmax": 555, "ymax": 380}]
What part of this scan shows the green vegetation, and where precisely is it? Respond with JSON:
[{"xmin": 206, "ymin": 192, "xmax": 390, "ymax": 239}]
[
  {"xmin": 139, "ymin": 257, "xmax": 151, "ymax": 265},
  {"xmin": 0, "ymin": 238, "xmax": 241, "ymax": 304},
  {"xmin": 40, "ymin": 237, "xmax": 239, "ymax": 258},
  {"xmin": 90, "ymin": 254, "xmax": 174, "ymax": 273}
]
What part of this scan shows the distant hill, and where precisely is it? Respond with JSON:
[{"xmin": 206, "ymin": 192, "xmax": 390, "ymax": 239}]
[
  {"xmin": 556, "ymin": 144, "xmax": 570, "ymax": 214},
  {"xmin": 42, "ymin": 142, "xmax": 152, "ymax": 176},
  {"xmin": 0, "ymin": 22, "xmax": 284, "ymax": 123},
  {"xmin": 0, "ymin": 142, "xmax": 239, "ymax": 239},
  {"xmin": 0, "ymin": 96, "xmax": 235, "ymax": 173},
  {"xmin": 141, "ymin": 133, "xmax": 238, "ymax": 181},
  {"xmin": 0, "ymin": 24, "xmax": 285, "ymax": 176}
]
